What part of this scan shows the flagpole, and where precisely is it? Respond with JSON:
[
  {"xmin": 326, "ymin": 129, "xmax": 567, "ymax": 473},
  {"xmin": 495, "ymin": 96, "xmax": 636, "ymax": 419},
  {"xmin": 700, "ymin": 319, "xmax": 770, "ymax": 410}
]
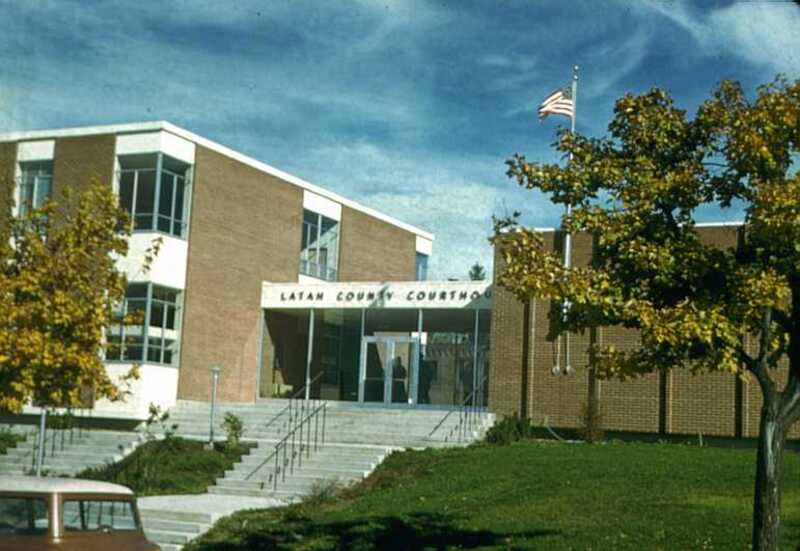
[{"xmin": 561, "ymin": 65, "xmax": 578, "ymax": 373}]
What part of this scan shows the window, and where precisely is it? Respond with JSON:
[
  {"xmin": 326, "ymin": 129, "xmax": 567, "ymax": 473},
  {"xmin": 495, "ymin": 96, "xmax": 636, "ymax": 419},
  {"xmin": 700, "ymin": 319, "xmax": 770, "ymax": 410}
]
[
  {"xmin": 106, "ymin": 283, "xmax": 181, "ymax": 366},
  {"xmin": 118, "ymin": 153, "xmax": 190, "ymax": 238},
  {"xmin": 300, "ymin": 209, "xmax": 339, "ymax": 281},
  {"xmin": 18, "ymin": 161, "xmax": 53, "ymax": 217},
  {"xmin": 0, "ymin": 497, "xmax": 48, "ymax": 536},
  {"xmin": 63, "ymin": 499, "xmax": 138, "ymax": 531},
  {"xmin": 416, "ymin": 253, "xmax": 429, "ymax": 281}
]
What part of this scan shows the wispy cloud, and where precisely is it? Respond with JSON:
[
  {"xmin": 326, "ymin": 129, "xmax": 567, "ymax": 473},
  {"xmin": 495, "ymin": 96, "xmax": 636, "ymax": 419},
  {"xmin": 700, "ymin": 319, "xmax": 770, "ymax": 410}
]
[{"xmin": 1, "ymin": 1, "xmax": 797, "ymax": 280}]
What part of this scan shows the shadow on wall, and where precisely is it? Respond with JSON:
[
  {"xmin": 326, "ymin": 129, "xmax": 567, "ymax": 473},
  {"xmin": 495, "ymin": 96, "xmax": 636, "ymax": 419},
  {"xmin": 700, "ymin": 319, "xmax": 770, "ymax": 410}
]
[{"xmin": 185, "ymin": 511, "xmax": 560, "ymax": 550}]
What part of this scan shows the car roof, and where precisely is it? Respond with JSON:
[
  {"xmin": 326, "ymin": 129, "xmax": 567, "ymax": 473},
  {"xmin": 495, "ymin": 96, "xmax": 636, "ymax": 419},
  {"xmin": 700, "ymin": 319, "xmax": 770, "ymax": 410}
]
[{"xmin": 0, "ymin": 476, "xmax": 134, "ymax": 496}]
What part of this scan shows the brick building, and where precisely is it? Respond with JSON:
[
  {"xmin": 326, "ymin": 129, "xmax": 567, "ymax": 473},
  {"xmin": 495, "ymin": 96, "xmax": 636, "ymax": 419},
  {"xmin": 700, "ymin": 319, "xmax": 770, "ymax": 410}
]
[
  {"xmin": 488, "ymin": 224, "xmax": 800, "ymax": 440},
  {"xmin": 0, "ymin": 121, "xmax": 784, "ymax": 440},
  {"xmin": 0, "ymin": 122, "xmax": 448, "ymax": 418}
]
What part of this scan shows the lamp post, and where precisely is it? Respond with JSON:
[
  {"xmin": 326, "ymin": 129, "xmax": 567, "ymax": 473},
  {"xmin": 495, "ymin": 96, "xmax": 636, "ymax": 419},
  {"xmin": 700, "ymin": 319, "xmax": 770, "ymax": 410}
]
[
  {"xmin": 35, "ymin": 408, "xmax": 47, "ymax": 476},
  {"xmin": 208, "ymin": 366, "xmax": 221, "ymax": 447}
]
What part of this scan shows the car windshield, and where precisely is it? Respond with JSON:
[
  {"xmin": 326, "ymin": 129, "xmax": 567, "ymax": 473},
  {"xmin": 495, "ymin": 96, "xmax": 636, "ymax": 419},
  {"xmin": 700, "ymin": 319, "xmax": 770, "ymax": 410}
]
[
  {"xmin": 0, "ymin": 496, "xmax": 49, "ymax": 536},
  {"xmin": 63, "ymin": 499, "xmax": 139, "ymax": 531}
]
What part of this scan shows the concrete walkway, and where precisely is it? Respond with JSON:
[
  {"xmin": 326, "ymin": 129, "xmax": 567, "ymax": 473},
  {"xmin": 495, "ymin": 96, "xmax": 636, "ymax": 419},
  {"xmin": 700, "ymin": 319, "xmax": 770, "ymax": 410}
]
[
  {"xmin": 138, "ymin": 493, "xmax": 283, "ymax": 551},
  {"xmin": 138, "ymin": 493, "xmax": 283, "ymax": 518}
]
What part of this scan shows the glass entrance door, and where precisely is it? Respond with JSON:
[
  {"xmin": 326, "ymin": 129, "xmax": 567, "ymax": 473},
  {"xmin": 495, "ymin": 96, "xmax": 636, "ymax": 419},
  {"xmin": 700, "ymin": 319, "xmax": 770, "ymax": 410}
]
[{"xmin": 359, "ymin": 337, "xmax": 419, "ymax": 405}]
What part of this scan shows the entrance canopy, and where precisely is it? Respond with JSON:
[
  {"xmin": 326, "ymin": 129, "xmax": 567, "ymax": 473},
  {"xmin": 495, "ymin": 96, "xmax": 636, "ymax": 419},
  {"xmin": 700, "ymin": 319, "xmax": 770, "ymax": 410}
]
[
  {"xmin": 260, "ymin": 281, "xmax": 492, "ymax": 408},
  {"xmin": 261, "ymin": 280, "xmax": 492, "ymax": 311}
]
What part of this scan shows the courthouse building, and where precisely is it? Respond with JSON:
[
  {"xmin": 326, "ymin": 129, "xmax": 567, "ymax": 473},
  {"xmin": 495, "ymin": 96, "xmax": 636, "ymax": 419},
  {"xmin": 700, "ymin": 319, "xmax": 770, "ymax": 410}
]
[
  {"xmin": 0, "ymin": 122, "xmax": 489, "ymax": 420},
  {"xmin": 0, "ymin": 121, "xmax": 789, "ymax": 441}
]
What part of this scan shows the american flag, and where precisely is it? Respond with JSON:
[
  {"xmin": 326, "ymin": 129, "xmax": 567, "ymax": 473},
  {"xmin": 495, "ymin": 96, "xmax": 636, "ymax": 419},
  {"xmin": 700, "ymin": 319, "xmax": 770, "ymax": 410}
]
[{"xmin": 538, "ymin": 86, "xmax": 574, "ymax": 120}]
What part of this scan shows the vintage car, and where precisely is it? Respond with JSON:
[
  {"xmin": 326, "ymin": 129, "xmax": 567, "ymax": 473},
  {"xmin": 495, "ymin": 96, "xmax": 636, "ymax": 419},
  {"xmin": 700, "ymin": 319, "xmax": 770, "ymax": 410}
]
[{"xmin": 0, "ymin": 476, "xmax": 160, "ymax": 551}]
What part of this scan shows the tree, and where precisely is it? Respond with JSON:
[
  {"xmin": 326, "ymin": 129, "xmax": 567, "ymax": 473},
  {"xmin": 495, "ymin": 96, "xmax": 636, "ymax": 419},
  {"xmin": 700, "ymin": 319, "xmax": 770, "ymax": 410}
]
[
  {"xmin": 493, "ymin": 77, "xmax": 800, "ymax": 550},
  {"xmin": 0, "ymin": 180, "xmax": 145, "ymax": 413},
  {"xmin": 468, "ymin": 261, "xmax": 486, "ymax": 281}
]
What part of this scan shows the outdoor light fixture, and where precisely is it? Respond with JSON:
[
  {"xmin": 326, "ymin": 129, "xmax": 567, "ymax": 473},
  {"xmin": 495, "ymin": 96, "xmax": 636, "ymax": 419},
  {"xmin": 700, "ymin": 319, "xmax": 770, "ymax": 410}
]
[
  {"xmin": 551, "ymin": 365, "xmax": 561, "ymax": 375},
  {"xmin": 564, "ymin": 365, "xmax": 573, "ymax": 375}
]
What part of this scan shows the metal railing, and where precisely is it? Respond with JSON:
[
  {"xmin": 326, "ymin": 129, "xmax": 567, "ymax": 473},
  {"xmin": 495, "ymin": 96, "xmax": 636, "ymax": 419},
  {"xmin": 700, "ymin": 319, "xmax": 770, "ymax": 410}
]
[
  {"xmin": 427, "ymin": 376, "xmax": 488, "ymax": 444},
  {"xmin": 244, "ymin": 400, "xmax": 327, "ymax": 492},
  {"xmin": 263, "ymin": 372, "xmax": 325, "ymax": 435},
  {"xmin": 30, "ymin": 408, "xmax": 93, "ymax": 473}
]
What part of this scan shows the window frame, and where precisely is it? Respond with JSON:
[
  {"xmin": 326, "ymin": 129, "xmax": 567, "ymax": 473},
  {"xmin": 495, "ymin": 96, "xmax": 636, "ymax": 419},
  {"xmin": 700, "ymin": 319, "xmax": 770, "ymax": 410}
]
[
  {"xmin": 17, "ymin": 160, "xmax": 54, "ymax": 217},
  {"xmin": 415, "ymin": 252, "xmax": 429, "ymax": 281},
  {"xmin": 299, "ymin": 209, "xmax": 339, "ymax": 281},
  {"xmin": 116, "ymin": 153, "xmax": 191, "ymax": 239},
  {"xmin": 105, "ymin": 282, "xmax": 182, "ymax": 367},
  {"xmin": 61, "ymin": 498, "xmax": 139, "ymax": 533}
]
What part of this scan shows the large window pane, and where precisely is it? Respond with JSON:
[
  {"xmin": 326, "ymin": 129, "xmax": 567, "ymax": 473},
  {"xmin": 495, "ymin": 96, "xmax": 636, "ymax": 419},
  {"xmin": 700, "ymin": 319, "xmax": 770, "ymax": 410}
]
[
  {"xmin": 299, "ymin": 210, "xmax": 339, "ymax": 281},
  {"xmin": 157, "ymin": 171, "xmax": 175, "ymax": 233},
  {"xmin": 134, "ymin": 170, "xmax": 156, "ymax": 230},
  {"xmin": 172, "ymin": 176, "xmax": 186, "ymax": 236},
  {"xmin": 118, "ymin": 171, "xmax": 135, "ymax": 214},
  {"xmin": 117, "ymin": 155, "xmax": 190, "ymax": 238},
  {"xmin": 63, "ymin": 500, "xmax": 138, "ymax": 531},
  {"xmin": 107, "ymin": 283, "xmax": 181, "ymax": 366},
  {"xmin": 0, "ymin": 496, "xmax": 49, "ymax": 536},
  {"xmin": 18, "ymin": 161, "xmax": 53, "ymax": 217}
]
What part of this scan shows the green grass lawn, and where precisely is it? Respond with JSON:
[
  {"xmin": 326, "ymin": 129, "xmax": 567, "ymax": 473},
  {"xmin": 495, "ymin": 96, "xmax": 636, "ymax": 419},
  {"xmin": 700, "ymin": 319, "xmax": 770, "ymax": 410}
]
[
  {"xmin": 78, "ymin": 437, "xmax": 252, "ymax": 496},
  {"xmin": 184, "ymin": 440, "xmax": 800, "ymax": 550}
]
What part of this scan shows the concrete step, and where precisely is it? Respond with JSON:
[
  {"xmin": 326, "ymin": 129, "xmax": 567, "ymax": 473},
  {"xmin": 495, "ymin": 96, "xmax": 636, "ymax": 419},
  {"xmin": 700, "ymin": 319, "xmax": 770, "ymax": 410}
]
[
  {"xmin": 0, "ymin": 430, "xmax": 143, "ymax": 477},
  {"xmin": 139, "ymin": 509, "xmax": 213, "ymax": 524},
  {"xmin": 140, "ymin": 517, "xmax": 205, "ymax": 534},
  {"xmin": 143, "ymin": 529, "xmax": 191, "ymax": 545}
]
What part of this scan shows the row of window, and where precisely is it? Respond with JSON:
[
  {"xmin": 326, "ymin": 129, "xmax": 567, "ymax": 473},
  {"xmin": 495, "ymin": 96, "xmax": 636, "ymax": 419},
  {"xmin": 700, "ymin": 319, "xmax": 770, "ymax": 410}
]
[
  {"xmin": 17, "ymin": 161, "xmax": 430, "ymax": 282},
  {"xmin": 15, "ymin": 153, "xmax": 191, "ymax": 239},
  {"xmin": 299, "ymin": 209, "xmax": 429, "ymax": 282}
]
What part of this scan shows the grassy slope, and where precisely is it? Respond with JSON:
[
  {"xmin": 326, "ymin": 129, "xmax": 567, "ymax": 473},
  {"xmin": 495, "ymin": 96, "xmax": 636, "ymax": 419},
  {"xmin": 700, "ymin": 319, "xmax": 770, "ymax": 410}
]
[
  {"xmin": 185, "ymin": 441, "xmax": 800, "ymax": 551},
  {"xmin": 78, "ymin": 438, "xmax": 252, "ymax": 496}
]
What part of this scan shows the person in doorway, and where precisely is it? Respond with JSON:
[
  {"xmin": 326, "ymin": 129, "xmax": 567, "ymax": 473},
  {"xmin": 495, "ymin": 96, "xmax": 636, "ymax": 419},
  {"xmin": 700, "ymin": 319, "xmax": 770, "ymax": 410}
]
[
  {"xmin": 418, "ymin": 356, "xmax": 434, "ymax": 404},
  {"xmin": 391, "ymin": 356, "xmax": 408, "ymax": 403}
]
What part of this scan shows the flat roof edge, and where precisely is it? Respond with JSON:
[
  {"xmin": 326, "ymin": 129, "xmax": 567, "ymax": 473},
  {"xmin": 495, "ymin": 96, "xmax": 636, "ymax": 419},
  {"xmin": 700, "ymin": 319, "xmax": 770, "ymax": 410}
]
[{"xmin": 0, "ymin": 121, "xmax": 434, "ymax": 241}]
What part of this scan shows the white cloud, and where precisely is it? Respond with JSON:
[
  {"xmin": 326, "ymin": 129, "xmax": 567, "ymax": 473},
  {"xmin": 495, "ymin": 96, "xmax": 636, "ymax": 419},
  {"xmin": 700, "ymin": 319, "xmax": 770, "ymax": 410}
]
[
  {"xmin": 635, "ymin": 0, "xmax": 800, "ymax": 78},
  {"xmin": 710, "ymin": 3, "xmax": 800, "ymax": 77}
]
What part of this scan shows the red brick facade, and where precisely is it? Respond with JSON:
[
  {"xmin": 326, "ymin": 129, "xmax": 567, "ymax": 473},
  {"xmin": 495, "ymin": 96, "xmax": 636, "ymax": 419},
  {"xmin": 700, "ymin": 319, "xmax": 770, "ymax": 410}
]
[
  {"xmin": 0, "ymin": 127, "xmax": 427, "ymax": 407},
  {"xmin": 488, "ymin": 224, "xmax": 799, "ymax": 439}
]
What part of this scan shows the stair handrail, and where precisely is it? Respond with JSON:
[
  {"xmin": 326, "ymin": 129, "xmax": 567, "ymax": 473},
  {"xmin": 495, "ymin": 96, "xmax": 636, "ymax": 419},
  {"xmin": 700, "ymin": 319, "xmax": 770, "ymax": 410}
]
[
  {"xmin": 263, "ymin": 372, "xmax": 325, "ymax": 433},
  {"xmin": 28, "ymin": 407, "xmax": 93, "ymax": 472},
  {"xmin": 243, "ymin": 400, "xmax": 328, "ymax": 492},
  {"xmin": 427, "ymin": 376, "xmax": 488, "ymax": 443}
]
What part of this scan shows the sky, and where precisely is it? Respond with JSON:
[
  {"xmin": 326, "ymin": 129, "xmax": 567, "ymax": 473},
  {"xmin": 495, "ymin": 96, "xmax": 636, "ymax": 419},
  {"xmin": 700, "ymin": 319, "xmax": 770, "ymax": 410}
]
[{"xmin": 1, "ymin": 0, "xmax": 799, "ymax": 280}]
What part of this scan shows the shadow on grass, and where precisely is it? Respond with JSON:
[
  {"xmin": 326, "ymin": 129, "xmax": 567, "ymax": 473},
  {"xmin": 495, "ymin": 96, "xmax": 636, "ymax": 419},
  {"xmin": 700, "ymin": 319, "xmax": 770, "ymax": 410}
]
[{"xmin": 188, "ymin": 511, "xmax": 560, "ymax": 550}]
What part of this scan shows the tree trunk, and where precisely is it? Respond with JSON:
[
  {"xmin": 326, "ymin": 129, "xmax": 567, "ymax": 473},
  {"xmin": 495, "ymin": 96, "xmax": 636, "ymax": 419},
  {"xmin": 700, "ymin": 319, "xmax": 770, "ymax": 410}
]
[{"xmin": 751, "ymin": 400, "xmax": 787, "ymax": 551}]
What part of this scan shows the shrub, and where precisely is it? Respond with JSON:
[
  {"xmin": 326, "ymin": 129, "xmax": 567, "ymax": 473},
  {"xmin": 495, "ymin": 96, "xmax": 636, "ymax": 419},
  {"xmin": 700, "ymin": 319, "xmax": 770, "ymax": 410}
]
[
  {"xmin": 484, "ymin": 414, "xmax": 534, "ymax": 445},
  {"xmin": 222, "ymin": 412, "xmax": 245, "ymax": 448},
  {"xmin": 303, "ymin": 478, "xmax": 345, "ymax": 507},
  {"xmin": 0, "ymin": 426, "xmax": 23, "ymax": 454},
  {"xmin": 145, "ymin": 404, "xmax": 179, "ymax": 449}
]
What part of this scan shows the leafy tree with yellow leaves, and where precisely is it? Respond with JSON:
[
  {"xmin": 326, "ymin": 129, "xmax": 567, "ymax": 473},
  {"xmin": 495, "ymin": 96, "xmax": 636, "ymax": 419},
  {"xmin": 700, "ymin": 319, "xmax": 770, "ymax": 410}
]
[
  {"xmin": 0, "ymin": 180, "xmax": 141, "ymax": 414},
  {"xmin": 494, "ymin": 77, "xmax": 800, "ymax": 550}
]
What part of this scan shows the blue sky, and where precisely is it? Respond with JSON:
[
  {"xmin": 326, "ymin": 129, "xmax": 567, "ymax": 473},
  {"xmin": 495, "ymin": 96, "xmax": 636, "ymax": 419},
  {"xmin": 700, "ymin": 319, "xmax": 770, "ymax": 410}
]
[{"xmin": 1, "ymin": 1, "xmax": 799, "ymax": 279}]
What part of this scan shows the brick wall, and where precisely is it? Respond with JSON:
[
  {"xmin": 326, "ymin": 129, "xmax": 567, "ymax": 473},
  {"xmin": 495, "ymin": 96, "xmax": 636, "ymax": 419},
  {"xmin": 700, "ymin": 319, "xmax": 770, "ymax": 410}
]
[
  {"xmin": 0, "ymin": 142, "xmax": 17, "ymax": 228},
  {"xmin": 488, "ymin": 223, "xmax": 797, "ymax": 439},
  {"xmin": 337, "ymin": 205, "xmax": 416, "ymax": 281},
  {"xmin": 487, "ymin": 244, "xmax": 527, "ymax": 416},
  {"xmin": 527, "ymin": 232, "xmax": 593, "ymax": 428},
  {"xmin": 178, "ymin": 145, "xmax": 304, "ymax": 402},
  {"xmin": 52, "ymin": 135, "xmax": 116, "ymax": 197}
]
